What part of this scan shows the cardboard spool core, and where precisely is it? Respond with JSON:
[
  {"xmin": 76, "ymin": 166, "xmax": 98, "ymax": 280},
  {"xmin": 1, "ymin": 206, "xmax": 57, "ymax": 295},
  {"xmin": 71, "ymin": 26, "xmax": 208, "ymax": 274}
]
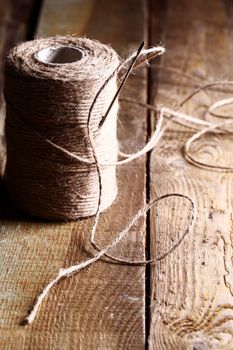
[{"xmin": 35, "ymin": 46, "xmax": 85, "ymax": 64}]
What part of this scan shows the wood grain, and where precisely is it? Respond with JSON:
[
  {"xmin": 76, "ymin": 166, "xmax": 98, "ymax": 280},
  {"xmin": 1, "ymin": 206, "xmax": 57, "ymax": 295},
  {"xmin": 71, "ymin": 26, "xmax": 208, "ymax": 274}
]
[
  {"xmin": 0, "ymin": 0, "xmax": 148, "ymax": 349},
  {"xmin": 149, "ymin": 0, "xmax": 233, "ymax": 349},
  {"xmin": 0, "ymin": 0, "xmax": 34, "ymax": 175}
]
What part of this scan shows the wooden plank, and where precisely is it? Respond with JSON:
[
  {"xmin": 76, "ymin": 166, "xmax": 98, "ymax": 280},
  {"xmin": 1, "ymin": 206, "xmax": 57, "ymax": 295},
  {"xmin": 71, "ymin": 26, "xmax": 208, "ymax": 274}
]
[
  {"xmin": 0, "ymin": 0, "xmax": 148, "ymax": 349},
  {"xmin": 0, "ymin": 0, "xmax": 35, "ymax": 174},
  {"xmin": 149, "ymin": 0, "xmax": 233, "ymax": 349}
]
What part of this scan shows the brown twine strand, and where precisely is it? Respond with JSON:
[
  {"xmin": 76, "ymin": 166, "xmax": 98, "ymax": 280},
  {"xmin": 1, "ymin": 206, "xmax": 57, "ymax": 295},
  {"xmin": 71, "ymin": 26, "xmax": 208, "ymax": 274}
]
[
  {"xmin": 24, "ymin": 192, "xmax": 196, "ymax": 325},
  {"xmin": 4, "ymin": 35, "xmax": 233, "ymax": 325}
]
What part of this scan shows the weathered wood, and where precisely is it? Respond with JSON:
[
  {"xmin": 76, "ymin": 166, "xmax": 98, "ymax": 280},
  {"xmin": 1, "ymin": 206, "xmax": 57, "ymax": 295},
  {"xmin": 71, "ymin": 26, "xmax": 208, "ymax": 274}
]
[
  {"xmin": 0, "ymin": 0, "xmax": 34, "ymax": 118},
  {"xmin": 0, "ymin": 0, "xmax": 148, "ymax": 349},
  {"xmin": 0, "ymin": 0, "xmax": 34, "ymax": 174},
  {"xmin": 149, "ymin": 0, "xmax": 233, "ymax": 349}
]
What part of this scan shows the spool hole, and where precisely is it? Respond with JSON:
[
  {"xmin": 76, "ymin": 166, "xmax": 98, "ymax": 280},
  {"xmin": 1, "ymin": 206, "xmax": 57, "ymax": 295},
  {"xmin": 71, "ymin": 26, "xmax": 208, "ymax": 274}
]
[{"xmin": 35, "ymin": 46, "xmax": 84, "ymax": 64}]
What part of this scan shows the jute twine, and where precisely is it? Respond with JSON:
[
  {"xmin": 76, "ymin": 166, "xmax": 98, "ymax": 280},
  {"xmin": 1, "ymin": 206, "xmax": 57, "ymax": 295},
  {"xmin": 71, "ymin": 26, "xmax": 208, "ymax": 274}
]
[
  {"xmin": 4, "ymin": 36, "xmax": 121, "ymax": 220},
  {"xmin": 4, "ymin": 35, "xmax": 233, "ymax": 325}
]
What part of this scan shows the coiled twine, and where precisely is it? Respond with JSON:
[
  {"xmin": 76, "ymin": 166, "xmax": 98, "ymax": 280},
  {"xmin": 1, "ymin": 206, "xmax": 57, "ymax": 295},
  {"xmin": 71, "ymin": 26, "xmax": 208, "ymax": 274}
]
[{"xmin": 4, "ymin": 36, "xmax": 120, "ymax": 220}]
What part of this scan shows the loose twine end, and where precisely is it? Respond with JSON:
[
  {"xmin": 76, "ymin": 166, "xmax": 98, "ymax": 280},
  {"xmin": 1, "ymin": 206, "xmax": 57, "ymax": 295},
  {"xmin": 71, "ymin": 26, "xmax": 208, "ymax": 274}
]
[
  {"xmin": 117, "ymin": 45, "xmax": 165, "ymax": 80},
  {"xmin": 22, "ymin": 192, "xmax": 196, "ymax": 325}
]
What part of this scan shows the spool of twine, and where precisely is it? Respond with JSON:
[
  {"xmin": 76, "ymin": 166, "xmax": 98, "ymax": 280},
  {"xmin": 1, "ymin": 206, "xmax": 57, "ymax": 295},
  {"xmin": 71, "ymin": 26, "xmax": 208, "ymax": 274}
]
[{"xmin": 4, "ymin": 36, "xmax": 120, "ymax": 220}]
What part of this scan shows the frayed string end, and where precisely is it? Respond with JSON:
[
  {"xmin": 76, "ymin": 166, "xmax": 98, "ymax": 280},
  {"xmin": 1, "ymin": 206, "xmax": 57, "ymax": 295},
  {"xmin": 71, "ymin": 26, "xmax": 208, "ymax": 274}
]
[{"xmin": 118, "ymin": 45, "xmax": 165, "ymax": 78}]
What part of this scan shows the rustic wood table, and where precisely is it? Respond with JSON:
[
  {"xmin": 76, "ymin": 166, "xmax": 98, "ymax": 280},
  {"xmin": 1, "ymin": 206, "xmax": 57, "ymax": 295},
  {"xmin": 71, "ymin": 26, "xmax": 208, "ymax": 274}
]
[{"xmin": 1, "ymin": 0, "xmax": 233, "ymax": 349}]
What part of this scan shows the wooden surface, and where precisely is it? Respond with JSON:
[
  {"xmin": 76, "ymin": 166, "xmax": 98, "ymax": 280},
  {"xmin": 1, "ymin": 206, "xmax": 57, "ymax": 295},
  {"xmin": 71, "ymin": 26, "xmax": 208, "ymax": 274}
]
[
  {"xmin": 149, "ymin": 0, "xmax": 233, "ymax": 349},
  {"xmin": 0, "ymin": 0, "xmax": 34, "ymax": 174},
  {"xmin": 1, "ymin": 0, "xmax": 233, "ymax": 349}
]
